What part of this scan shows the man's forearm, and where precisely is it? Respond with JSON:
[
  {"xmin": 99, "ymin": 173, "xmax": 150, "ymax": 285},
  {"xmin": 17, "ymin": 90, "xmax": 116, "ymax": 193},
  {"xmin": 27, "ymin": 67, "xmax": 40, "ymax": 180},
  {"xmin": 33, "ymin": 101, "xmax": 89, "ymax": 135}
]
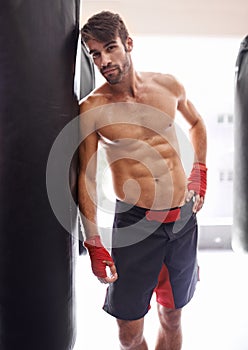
[
  {"xmin": 189, "ymin": 119, "xmax": 207, "ymax": 163},
  {"xmin": 78, "ymin": 175, "xmax": 100, "ymax": 239}
]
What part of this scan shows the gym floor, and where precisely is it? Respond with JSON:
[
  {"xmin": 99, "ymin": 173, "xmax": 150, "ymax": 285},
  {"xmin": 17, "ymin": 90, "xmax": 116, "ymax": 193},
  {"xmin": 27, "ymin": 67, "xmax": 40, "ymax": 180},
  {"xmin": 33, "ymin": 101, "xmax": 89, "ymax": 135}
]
[{"xmin": 74, "ymin": 249, "xmax": 248, "ymax": 350}]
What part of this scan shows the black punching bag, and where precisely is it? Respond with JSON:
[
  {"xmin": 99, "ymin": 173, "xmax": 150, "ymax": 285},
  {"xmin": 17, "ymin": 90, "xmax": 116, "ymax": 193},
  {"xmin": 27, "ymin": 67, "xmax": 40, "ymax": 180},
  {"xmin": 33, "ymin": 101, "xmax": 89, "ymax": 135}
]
[
  {"xmin": 80, "ymin": 40, "xmax": 95, "ymax": 100},
  {"xmin": 233, "ymin": 35, "xmax": 248, "ymax": 253},
  {"xmin": 0, "ymin": 1, "xmax": 82, "ymax": 349},
  {"xmin": 78, "ymin": 38, "xmax": 95, "ymax": 255}
]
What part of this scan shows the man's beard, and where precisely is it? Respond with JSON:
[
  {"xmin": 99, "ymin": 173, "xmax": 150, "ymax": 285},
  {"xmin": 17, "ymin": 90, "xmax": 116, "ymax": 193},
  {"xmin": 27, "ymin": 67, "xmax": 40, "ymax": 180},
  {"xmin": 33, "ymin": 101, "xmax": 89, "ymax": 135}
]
[
  {"xmin": 101, "ymin": 55, "xmax": 130, "ymax": 85},
  {"xmin": 101, "ymin": 66, "xmax": 122, "ymax": 84}
]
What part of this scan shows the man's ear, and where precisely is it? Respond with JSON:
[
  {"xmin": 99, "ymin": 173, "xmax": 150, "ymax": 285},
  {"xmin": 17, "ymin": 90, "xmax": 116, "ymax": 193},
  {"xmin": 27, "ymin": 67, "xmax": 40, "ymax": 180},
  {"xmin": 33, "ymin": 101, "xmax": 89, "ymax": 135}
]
[{"xmin": 125, "ymin": 37, "xmax": 133, "ymax": 52}]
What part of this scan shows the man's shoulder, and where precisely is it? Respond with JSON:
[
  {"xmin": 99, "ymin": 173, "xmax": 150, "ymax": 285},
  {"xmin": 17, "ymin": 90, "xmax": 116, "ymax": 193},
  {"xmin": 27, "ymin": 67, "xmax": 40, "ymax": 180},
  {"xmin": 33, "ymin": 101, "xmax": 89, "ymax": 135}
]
[
  {"xmin": 146, "ymin": 72, "xmax": 178, "ymax": 86},
  {"xmin": 141, "ymin": 71, "xmax": 180, "ymax": 89},
  {"xmin": 147, "ymin": 72, "xmax": 184, "ymax": 97},
  {"xmin": 79, "ymin": 84, "xmax": 110, "ymax": 112}
]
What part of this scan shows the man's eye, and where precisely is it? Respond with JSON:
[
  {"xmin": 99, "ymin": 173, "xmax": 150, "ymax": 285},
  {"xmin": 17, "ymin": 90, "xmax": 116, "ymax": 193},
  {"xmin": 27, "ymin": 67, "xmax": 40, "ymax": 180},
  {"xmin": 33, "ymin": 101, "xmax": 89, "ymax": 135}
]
[
  {"xmin": 107, "ymin": 46, "xmax": 116, "ymax": 52},
  {"xmin": 92, "ymin": 52, "xmax": 100, "ymax": 59}
]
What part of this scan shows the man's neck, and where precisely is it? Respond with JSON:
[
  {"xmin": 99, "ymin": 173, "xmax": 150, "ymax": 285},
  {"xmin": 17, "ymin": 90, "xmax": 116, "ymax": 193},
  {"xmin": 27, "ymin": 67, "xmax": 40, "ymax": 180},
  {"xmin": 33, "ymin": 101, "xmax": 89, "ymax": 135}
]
[{"xmin": 108, "ymin": 69, "xmax": 141, "ymax": 99}]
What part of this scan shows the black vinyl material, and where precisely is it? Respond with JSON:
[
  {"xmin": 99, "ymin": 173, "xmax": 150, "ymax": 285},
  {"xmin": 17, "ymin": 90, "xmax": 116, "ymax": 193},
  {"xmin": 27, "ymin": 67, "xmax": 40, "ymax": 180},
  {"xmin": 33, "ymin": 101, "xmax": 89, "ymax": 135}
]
[
  {"xmin": 78, "ymin": 38, "xmax": 95, "ymax": 255},
  {"xmin": 80, "ymin": 40, "xmax": 95, "ymax": 100},
  {"xmin": 0, "ymin": 1, "xmax": 88, "ymax": 349},
  {"xmin": 233, "ymin": 35, "xmax": 248, "ymax": 252}
]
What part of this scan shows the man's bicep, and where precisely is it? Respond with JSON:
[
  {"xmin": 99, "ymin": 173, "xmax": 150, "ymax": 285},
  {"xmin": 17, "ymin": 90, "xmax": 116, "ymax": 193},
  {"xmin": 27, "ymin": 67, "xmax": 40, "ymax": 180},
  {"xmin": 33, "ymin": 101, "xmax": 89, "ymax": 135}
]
[
  {"xmin": 177, "ymin": 98, "xmax": 202, "ymax": 127},
  {"xmin": 78, "ymin": 135, "xmax": 99, "ymax": 220},
  {"xmin": 78, "ymin": 133, "xmax": 99, "ymax": 177},
  {"xmin": 169, "ymin": 76, "xmax": 200, "ymax": 126}
]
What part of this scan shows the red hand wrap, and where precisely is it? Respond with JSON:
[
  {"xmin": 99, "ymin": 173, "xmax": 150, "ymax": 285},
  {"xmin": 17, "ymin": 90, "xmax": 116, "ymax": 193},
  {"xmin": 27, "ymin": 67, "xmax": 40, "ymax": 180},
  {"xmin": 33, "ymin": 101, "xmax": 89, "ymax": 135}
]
[
  {"xmin": 187, "ymin": 162, "xmax": 207, "ymax": 197},
  {"xmin": 84, "ymin": 235, "xmax": 114, "ymax": 278}
]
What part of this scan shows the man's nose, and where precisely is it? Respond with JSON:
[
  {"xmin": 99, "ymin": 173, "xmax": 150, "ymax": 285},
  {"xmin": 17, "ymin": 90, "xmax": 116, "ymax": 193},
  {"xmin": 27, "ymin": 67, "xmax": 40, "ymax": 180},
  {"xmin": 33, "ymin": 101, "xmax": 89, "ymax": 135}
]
[{"xmin": 100, "ymin": 52, "xmax": 111, "ymax": 68}]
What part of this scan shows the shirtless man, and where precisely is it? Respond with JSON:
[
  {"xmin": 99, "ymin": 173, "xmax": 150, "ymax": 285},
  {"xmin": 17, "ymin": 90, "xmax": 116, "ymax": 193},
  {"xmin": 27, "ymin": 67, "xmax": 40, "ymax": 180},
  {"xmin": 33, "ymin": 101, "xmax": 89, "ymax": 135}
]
[{"xmin": 78, "ymin": 11, "xmax": 207, "ymax": 350}]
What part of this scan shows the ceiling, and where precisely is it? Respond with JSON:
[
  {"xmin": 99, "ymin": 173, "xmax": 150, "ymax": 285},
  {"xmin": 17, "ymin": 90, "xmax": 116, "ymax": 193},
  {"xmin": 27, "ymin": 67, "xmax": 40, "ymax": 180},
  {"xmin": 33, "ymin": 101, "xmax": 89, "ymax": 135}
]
[{"xmin": 81, "ymin": 0, "xmax": 248, "ymax": 37}]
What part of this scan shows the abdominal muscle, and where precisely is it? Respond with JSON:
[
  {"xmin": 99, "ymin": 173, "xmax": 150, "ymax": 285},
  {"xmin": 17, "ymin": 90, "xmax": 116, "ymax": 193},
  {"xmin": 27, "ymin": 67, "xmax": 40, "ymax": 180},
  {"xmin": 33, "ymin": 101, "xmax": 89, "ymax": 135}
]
[{"xmin": 102, "ymin": 136, "xmax": 187, "ymax": 210}]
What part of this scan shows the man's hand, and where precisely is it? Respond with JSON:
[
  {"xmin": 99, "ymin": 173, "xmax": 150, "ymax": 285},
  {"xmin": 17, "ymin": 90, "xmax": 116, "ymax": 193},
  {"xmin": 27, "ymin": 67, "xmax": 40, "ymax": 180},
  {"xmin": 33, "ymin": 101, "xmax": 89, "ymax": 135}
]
[
  {"xmin": 186, "ymin": 162, "xmax": 207, "ymax": 213},
  {"xmin": 84, "ymin": 235, "xmax": 118, "ymax": 284},
  {"xmin": 186, "ymin": 191, "xmax": 204, "ymax": 213}
]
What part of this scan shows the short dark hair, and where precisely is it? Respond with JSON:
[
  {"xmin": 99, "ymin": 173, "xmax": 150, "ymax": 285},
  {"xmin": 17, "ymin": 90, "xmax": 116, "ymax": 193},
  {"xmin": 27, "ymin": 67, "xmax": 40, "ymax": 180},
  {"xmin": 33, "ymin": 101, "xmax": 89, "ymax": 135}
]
[{"xmin": 81, "ymin": 11, "xmax": 129, "ymax": 47}]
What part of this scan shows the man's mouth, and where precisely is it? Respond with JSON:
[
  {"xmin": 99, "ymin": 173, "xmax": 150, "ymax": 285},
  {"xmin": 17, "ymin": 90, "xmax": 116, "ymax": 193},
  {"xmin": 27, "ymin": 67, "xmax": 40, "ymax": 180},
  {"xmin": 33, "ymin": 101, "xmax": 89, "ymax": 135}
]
[{"xmin": 102, "ymin": 67, "xmax": 117, "ymax": 75}]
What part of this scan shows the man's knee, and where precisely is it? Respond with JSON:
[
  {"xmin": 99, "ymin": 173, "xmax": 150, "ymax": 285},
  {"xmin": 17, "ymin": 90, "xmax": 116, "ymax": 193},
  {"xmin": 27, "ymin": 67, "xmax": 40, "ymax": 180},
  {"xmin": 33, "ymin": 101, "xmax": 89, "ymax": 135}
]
[
  {"xmin": 117, "ymin": 318, "xmax": 144, "ymax": 349},
  {"xmin": 157, "ymin": 305, "xmax": 182, "ymax": 331}
]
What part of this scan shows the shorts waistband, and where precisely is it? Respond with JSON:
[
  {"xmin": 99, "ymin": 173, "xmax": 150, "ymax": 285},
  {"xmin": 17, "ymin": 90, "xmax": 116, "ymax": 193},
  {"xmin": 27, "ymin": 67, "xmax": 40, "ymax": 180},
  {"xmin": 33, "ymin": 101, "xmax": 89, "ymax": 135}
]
[
  {"xmin": 145, "ymin": 207, "xmax": 181, "ymax": 223},
  {"xmin": 116, "ymin": 199, "xmax": 182, "ymax": 223}
]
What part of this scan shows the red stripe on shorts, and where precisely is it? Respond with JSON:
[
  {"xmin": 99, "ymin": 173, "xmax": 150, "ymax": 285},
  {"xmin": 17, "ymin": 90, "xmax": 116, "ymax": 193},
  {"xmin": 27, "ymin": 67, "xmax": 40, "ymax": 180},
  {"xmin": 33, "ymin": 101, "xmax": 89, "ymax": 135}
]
[
  {"xmin": 145, "ymin": 207, "xmax": 181, "ymax": 223},
  {"xmin": 155, "ymin": 264, "xmax": 175, "ymax": 309}
]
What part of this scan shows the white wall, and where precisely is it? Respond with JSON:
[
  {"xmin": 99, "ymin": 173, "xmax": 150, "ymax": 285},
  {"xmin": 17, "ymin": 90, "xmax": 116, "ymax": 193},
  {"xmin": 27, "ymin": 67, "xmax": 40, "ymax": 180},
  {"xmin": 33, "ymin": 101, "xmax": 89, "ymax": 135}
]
[{"xmin": 133, "ymin": 35, "xmax": 241, "ymax": 222}]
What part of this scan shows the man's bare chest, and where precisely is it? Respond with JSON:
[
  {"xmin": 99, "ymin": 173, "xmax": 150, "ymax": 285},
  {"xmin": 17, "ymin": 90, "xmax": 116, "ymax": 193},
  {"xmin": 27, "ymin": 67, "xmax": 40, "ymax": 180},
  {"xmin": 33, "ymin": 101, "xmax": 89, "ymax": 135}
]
[{"xmin": 95, "ymin": 93, "xmax": 177, "ymax": 141}]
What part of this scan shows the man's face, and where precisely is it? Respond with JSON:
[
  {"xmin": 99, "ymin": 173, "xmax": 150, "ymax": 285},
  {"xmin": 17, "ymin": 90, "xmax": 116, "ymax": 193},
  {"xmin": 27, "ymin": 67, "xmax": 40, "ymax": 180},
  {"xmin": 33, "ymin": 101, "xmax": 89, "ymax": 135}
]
[{"xmin": 87, "ymin": 36, "xmax": 132, "ymax": 84}]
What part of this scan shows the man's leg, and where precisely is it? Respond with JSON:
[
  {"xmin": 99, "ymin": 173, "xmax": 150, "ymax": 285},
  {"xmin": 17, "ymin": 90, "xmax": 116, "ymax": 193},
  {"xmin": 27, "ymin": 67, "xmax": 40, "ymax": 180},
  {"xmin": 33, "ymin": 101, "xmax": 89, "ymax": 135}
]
[
  {"xmin": 117, "ymin": 318, "xmax": 148, "ymax": 350},
  {"xmin": 155, "ymin": 305, "xmax": 182, "ymax": 350}
]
